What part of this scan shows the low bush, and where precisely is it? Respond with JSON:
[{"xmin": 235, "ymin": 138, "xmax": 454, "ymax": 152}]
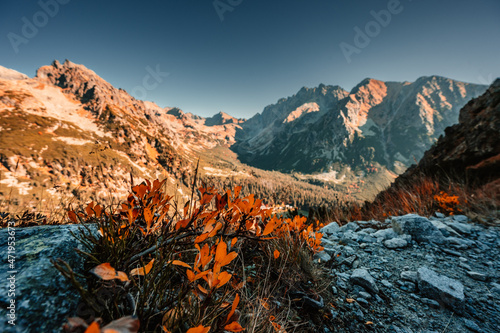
[{"xmin": 55, "ymin": 176, "xmax": 333, "ymax": 333}]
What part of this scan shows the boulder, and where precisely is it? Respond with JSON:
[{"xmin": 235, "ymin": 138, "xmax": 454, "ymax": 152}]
[
  {"xmin": 417, "ymin": 266, "xmax": 464, "ymax": 311},
  {"xmin": 0, "ymin": 224, "xmax": 96, "ymax": 332},
  {"xmin": 392, "ymin": 214, "xmax": 445, "ymax": 244}
]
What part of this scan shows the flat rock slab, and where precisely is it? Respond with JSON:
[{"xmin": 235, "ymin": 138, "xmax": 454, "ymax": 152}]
[
  {"xmin": 0, "ymin": 224, "xmax": 96, "ymax": 332},
  {"xmin": 417, "ymin": 266, "xmax": 464, "ymax": 311}
]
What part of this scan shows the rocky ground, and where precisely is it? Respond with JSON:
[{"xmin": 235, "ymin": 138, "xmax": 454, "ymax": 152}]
[
  {"xmin": 316, "ymin": 214, "xmax": 500, "ymax": 333},
  {"xmin": 1, "ymin": 213, "xmax": 498, "ymax": 332}
]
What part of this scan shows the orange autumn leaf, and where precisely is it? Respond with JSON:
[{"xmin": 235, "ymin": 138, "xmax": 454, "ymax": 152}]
[
  {"xmin": 224, "ymin": 321, "xmax": 245, "ymax": 332},
  {"xmin": 186, "ymin": 325, "xmax": 210, "ymax": 333},
  {"xmin": 144, "ymin": 207, "xmax": 153, "ymax": 229},
  {"xmin": 226, "ymin": 294, "xmax": 240, "ymax": 323},
  {"xmin": 130, "ymin": 259, "xmax": 155, "ymax": 276},
  {"xmin": 216, "ymin": 271, "xmax": 232, "ymax": 288},
  {"xmin": 85, "ymin": 322, "xmax": 100, "ymax": 333},
  {"xmin": 91, "ymin": 263, "xmax": 129, "ymax": 282},
  {"xmin": 68, "ymin": 210, "xmax": 78, "ymax": 223},
  {"xmin": 346, "ymin": 298, "xmax": 355, "ymax": 303},
  {"xmin": 365, "ymin": 321, "xmax": 374, "ymax": 325},
  {"xmin": 170, "ymin": 260, "xmax": 191, "ymax": 269},
  {"xmin": 234, "ymin": 186, "xmax": 242, "ymax": 198},
  {"xmin": 273, "ymin": 250, "xmax": 280, "ymax": 259},
  {"xmin": 231, "ymin": 237, "xmax": 238, "ymax": 247},
  {"xmin": 94, "ymin": 204, "xmax": 103, "ymax": 217},
  {"xmin": 85, "ymin": 201, "xmax": 94, "ymax": 217},
  {"xmin": 187, "ymin": 269, "xmax": 196, "ymax": 282},
  {"xmin": 195, "ymin": 233, "xmax": 209, "ymax": 244},
  {"xmin": 220, "ymin": 251, "xmax": 238, "ymax": 267},
  {"xmin": 263, "ymin": 219, "xmax": 276, "ymax": 236}
]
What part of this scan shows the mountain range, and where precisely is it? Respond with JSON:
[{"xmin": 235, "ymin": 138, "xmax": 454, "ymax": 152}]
[
  {"xmin": 235, "ymin": 77, "xmax": 487, "ymax": 175},
  {"xmin": 0, "ymin": 60, "xmax": 489, "ymax": 214}
]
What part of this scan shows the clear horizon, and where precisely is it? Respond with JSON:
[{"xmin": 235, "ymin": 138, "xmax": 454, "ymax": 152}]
[{"xmin": 1, "ymin": 0, "xmax": 499, "ymax": 118}]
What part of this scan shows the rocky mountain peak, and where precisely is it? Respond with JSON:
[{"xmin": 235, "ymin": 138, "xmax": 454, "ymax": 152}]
[
  {"xmin": 205, "ymin": 111, "xmax": 245, "ymax": 126},
  {"xmin": 0, "ymin": 65, "xmax": 29, "ymax": 81}
]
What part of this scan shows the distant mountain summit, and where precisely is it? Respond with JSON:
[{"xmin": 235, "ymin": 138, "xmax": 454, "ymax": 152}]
[
  {"xmin": 234, "ymin": 77, "xmax": 488, "ymax": 174},
  {"xmin": 205, "ymin": 111, "xmax": 245, "ymax": 126}
]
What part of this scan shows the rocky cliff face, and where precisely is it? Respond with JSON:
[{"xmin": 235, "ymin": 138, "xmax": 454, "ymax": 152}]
[
  {"xmin": 392, "ymin": 78, "xmax": 500, "ymax": 188},
  {"xmin": 234, "ymin": 77, "xmax": 487, "ymax": 174}
]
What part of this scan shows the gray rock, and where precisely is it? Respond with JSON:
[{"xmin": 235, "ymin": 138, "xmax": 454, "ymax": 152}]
[
  {"xmin": 356, "ymin": 297, "xmax": 369, "ymax": 307},
  {"xmin": 445, "ymin": 221, "xmax": 473, "ymax": 235},
  {"xmin": 314, "ymin": 251, "xmax": 331, "ymax": 263},
  {"xmin": 417, "ymin": 266, "xmax": 465, "ymax": 310},
  {"xmin": 358, "ymin": 291, "xmax": 372, "ymax": 299},
  {"xmin": 466, "ymin": 271, "xmax": 488, "ymax": 282},
  {"xmin": 392, "ymin": 214, "xmax": 445, "ymax": 244},
  {"xmin": 339, "ymin": 222, "xmax": 360, "ymax": 232},
  {"xmin": 463, "ymin": 318, "xmax": 481, "ymax": 332},
  {"xmin": 350, "ymin": 268, "xmax": 379, "ymax": 294},
  {"xmin": 441, "ymin": 248, "xmax": 462, "ymax": 257},
  {"xmin": 381, "ymin": 279, "xmax": 393, "ymax": 288},
  {"xmin": 452, "ymin": 215, "xmax": 469, "ymax": 224},
  {"xmin": 430, "ymin": 219, "xmax": 461, "ymax": 237},
  {"xmin": 420, "ymin": 297, "xmax": 440, "ymax": 308},
  {"xmin": 320, "ymin": 238, "xmax": 336, "ymax": 247},
  {"xmin": 400, "ymin": 271, "xmax": 418, "ymax": 283},
  {"xmin": 372, "ymin": 228, "xmax": 398, "ymax": 240},
  {"xmin": 397, "ymin": 280, "xmax": 416, "ymax": 292},
  {"xmin": 459, "ymin": 262, "xmax": 472, "ymax": 271},
  {"xmin": 384, "ymin": 238, "xmax": 408, "ymax": 249},
  {"xmin": 320, "ymin": 222, "xmax": 340, "ymax": 236},
  {"xmin": 434, "ymin": 212, "xmax": 445, "ymax": 218},
  {"xmin": 0, "ymin": 224, "xmax": 96, "ymax": 333}
]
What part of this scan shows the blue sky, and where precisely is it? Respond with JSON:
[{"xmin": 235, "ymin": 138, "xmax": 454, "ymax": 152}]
[{"xmin": 1, "ymin": 0, "xmax": 499, "ymax": 118}]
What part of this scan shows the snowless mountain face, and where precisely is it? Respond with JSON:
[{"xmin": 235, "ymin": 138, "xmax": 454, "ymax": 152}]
[
  {"xmin": 0, "ymin": 60, "xmax": 244, "ymax": 211},
  {"xmin": 234, "ymin": 77, "xmax": 488, "ymax": 174}
]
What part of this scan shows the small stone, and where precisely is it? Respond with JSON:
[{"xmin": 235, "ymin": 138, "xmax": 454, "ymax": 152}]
[
  {"xmin": 420, "ymin": 297, "xmax": 440, "ymax": 308},
  {"xmin": 356, "ymin": 298, "xmax": 369, "ymax": 307},
  {"xmin": 314, "ymin": 251, "xmax": 331, "ymax": 263},
  {"xmin": 331, "ymin": 286, "xmax": 338, "ymax": 295},
  {"xmin": 400, "ymin": 271, "xmax": 418, "ymax": 283},
  {"xmin": 434, "ymin": 212, "xmax": 445, "ymax": 218},
  {"xmin": 384, "ymin": 238, "xmax": 408, "ymax": 249},
  {"xmin": 441, "ymin": 248, "xmax": 461, "ymax": 257},
  {"xmin": 358, "ymin": 291, "xmax": 372, "ymax": 299},
  {"xmin": 417, "ymin": 266, "xmax": 464, "ymax": 310},
  {"xmin": 462, "ymin": 318, "xmax": 481, "ymax": 332},
  {"xmin": 373, "ymin": 228, "xmax": 398, "ymax": 240},
  {"xmin": 381, "ymin": 279, "xmax": 393, "ymax": 288},
  {"xmin": 350, "ymin": 269, "xmax": 379, "ymax": 294},
  {"xmin": 398, "ymin": 281, "xmax": 416, "ymax": 292},
  {"xmin": 466, "ymin": 271, "xmax": 488, "ymax": 282},
  {"xmin": 459, "ymin": 262, "xmax": 472, "ymax": 271}
]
